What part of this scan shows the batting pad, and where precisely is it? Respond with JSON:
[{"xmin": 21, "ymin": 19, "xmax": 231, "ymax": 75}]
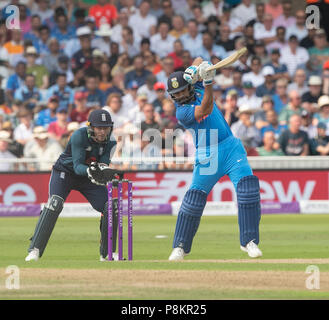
[
  {"xmin": 172, "ymin": 188, "xmax": 207, "ymax": 253},
  {"xmin": 236, "ymin": 175, "xmax": 261, "ymax": 247}
]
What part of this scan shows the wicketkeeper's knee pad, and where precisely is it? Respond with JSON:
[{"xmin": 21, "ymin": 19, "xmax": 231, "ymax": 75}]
[
  {"xmin": 28, "ymin": 195, "xmax": 64, "ymax": 257},
  {"xmin": 173, "ymin": 188, "xmax": 207, "ymax": 253},
  {"xmin": 236, "ymin": 175, "xmax": 261, "ymax": 246},
  {"xmin": 100, "ymin": 199, "xmax": 118, "ymax": 258}
]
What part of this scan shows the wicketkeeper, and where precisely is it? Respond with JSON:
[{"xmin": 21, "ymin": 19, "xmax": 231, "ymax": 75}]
[
  {"xmin": 25, "ymin": 109, "xmax": 121, "ymax": 261},
  {"xmin": 168, "ymin": 57, "xmax": 262, "ymax": 260}
]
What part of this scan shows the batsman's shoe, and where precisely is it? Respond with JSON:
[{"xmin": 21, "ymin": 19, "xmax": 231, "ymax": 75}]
[
  {"xmin": 240, "ymin": 240, "xmax": 262, "ymax": 258},
  {"xmin": 169, "ymin": 247, "xmax": 186, "ymax": 261},
  {"xmin": 100, "ymin": 252, "xmax": 119, "ymax": 261},
  {"xmin": 25, "ymin": 248, "xmax": 40, "ymax": 261}
]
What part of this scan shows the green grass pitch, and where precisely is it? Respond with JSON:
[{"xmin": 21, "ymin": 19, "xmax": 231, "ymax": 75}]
[{"xmin": 0, "ymin": 214, "xmax": 328, "ymax": 299}]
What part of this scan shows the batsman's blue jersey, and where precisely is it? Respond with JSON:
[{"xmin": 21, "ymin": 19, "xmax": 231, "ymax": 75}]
[
  {"xmin": 175, "ymin": 82, "xmax": 232, "ymax": 150},
  {"xmin": 175, "ymin": 82, "xmax": 252, "ymax": 194}
]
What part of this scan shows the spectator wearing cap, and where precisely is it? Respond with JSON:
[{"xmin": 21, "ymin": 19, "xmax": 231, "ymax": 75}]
[
  {"xmin": 255, "ymin": 66, "xmax": 276, "ymax": 97},
  {"xmin": 195, "ymin": 31, "xmax": 227, "ymax": 62},
  {"xmin": 85, "ymin": 49, "xmax": 106, "ymax": 75},
  {"xmin": 242, "ymin": 56, "xmax": 264, "ymax": 88},
  {"xmin": 128, "ymin": 0, "xmax": 157, "ymax": 39},
  {"xmin": 253, "ymin": 40, "xmax": 270, "ymax": 66},
  {"xmin": 49, "ymin": 54, "xmax": 74, "ymax": 86},
  {"xmin": 273, "ymin": 0, "xmax": 296, "ymax": 29},
  {"xmin": 59, "ymin": 121, "xmax": 80, "ymax": 149},
  {"xmin": 150, "ymin": 21, "xmax": 175, "ymax": 59},
  {"xmin": 285, "ymin": 10, "xmax": 308, "ymax": 42},
  {"xmin": 35, "ymin": 96, "xmax": 59, "ymax": 128},
  {"xmin": 308, "ymin": 29, "xmax": 329, "ymax": 73},
  {"xmin": 89, "ymin": 0, "xmax": 118, "ymax": 28},
  {"xmin": 266, "ymin": 26, "xmax": 288, "ymax": 53},
  {"xmin": 137, "ymin": 74, "xmax": 157, "ymax": 104},
  {"xmin": 280, "ymin": 35, "xmax": 309, "ymax": 77},
  {"xmin": 309, "ymin": 122, "xmax": 329, "ymax": 155},
  {"xmin": 152, "ymin": 82, "xmax": 167, "ymax": 114},
  {"xmin": 50, "ymin": 12, "xmax": 75, "ymax": 49},
  {"xmin": 221, "ymin": 90, "xmax": 239, "ymax": 126},
  {"xmin": 237, "ymin": 81, "xmax": 262, "ymax": 110},
  {"xmin": 93, "ymin": 24, "xmax": 113, "ymax": 57},
  {"xmin": 42, "ymin": 38, "xmax": 61, "ymax": 74},
  {"xmin": 314, "ymin": 95, "xmax": 329, "ymax": 133},
  {"xmin": 302, "ymin": 76, "xmax": 323, "ymax": 106},
  {"xmin": 231, "ymin": 104, "xmax": 262, "ymax": 150},
  {"xmin": 13, "ymin": 108, "xmax": 34, "ymax": 145},
  {"xmin": 287, "ymin": 68, "xmax": 308, "ymax": 96},
  {"xmin": 264, "ymin": 48, "xmax": 290, "ymax": 81},
  {"xmin": 216, "ymin": 23, "xmax": 235, "ymax": 52},
  {"xmin": 254, "ymin": 13, "xmax": 276, "ymax": 46},
  {"xmin": 169, "ymin": 14, "xmax": 188, "ymax": 39},
  {"xmin": 0, "ymin": 130, "xmax": 17, "ymax": 171},
  {"xmin": 257, "ymin": 131, "xmax": 284, "ymax": 156},
  {"xmin": 70, "ymin": 91, "xmax": 89, "ymax": 123},
  {"xmin": 124, "ymin": 54, "xmax": 152, "ymax": 89},
  {"xmin": 300, "ymin": 110, "xmax": 317, "ymax": 139},
  {"xmin": 122, "ymin": 80, "xmax": 139, "ymax": 111},
  {"xmin": 260, "ymin": 109, "xmax": 287, "ymax": 140},
  {"xmin": 47, "ymin": 106, "xmax": 69, "ymax": 143},
  {"xmin": 46, "ymin": 73, "xmax": 74, "ymax": 112},
  {"xmin": 24, "ymin": 125, "xmax": 63, "ymax": 171},
  {"xmin": 278, "ymin": 90, "xmax": 304, "ymax": 125},
  {"xmin": 25, "ymin": 46, "xmax": 49, "ymax": 89},
  {"xmin": 180, "ymin": 19, "xmax": 202, "ymax": 59},
  {"xmin": 278, "ymin": 114, "xmax": 309, "ymax": 156},
  {"xmin": 120, "ymin": 26, "xmax": 141, "ymax": 58},
  {"xmin": 231, "ymin": 0, "xmax": 257, "ymax": 27},
  {"xmin": 71, "ymin": 26, "xmax": 94, "ymax": 70}
]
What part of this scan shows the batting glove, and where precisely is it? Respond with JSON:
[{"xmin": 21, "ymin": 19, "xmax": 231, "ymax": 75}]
[
  {"xmin": 198, "ymin": 61, "xmax": 216, "ymax": 86},
  {"xmin": 183, "ymin": 65, "xmax": 200, "ymax": 84}
]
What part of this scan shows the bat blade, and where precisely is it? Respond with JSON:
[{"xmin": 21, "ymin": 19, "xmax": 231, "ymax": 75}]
[{"xmin": 206, "ymin": 47, "xmax": 248, "ymax": 71}]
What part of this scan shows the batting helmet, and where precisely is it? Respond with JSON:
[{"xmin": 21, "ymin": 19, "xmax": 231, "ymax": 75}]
[
  {"xmin": 167, "ymin": 71, "xmax": 195, "ymax": 105},
  {"xmin": 87, "ymin": 109, "xmax": 114, "ymax": 127}
]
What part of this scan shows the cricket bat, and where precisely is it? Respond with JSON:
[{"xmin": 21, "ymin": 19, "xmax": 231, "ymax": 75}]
[{"xmin": 206, "ymin": 47, "xmax": 248, "ymax": 71}]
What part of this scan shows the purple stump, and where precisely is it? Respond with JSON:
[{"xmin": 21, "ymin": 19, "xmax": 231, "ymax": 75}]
[
  {"xmin": 127, "ymin": 181, "xmax": 133, "ymax": 260},
  {"xmin": 117, "ymin": 180, "xmax": 123, "ymax": 260},
  {"xmin": 107, "ymin": 181, "xmax": 113, "ymax": 261}
]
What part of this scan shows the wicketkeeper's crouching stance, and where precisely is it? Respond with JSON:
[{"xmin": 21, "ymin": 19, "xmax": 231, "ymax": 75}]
[
  {"xmin": 25, "ymin": 109, "xmax": 121, "ymax": 261},
  {"xmin": 168, "ymin": 57, "xmax": 262, "ymax": 260}
]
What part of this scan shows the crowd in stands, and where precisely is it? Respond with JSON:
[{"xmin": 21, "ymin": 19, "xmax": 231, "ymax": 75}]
[{"xmin": 1, "ymin": 0, "xmax": 329, "ymax": 172}]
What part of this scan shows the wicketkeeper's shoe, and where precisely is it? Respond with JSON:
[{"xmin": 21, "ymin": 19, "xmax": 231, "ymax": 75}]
[
  {"xmin": 168, "ymin": 247, "xmax": 186, "ymax": 261},
  {"xmin": 100, "ymin": 252, "xmax": 119, "ymax": 261},
  {"xmin": 25, "ymin": 248, "xmax": 40, "ymax": 261},
  {"xmin": 240, "ymin": 240, "xmax": 262, "ymax": 258}
]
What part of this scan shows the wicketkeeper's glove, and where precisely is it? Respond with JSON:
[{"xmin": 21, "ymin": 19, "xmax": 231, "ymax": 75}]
[
  {"xmin": 87, "ymin": 162, "xmax": 122, "ymax": 186},
  {"xmin": 198, "ymin": 61, "xmax": 216, "ymax": 86}
]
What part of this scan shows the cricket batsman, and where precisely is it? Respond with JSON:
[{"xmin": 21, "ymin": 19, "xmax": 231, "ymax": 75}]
[
  {"xmin": 168, "ymin": 57, "xmax": 262, "ymax": 260},
  {"xmin": 25, "ymin": 109, "xmax": 120, "ymax": 262}
]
